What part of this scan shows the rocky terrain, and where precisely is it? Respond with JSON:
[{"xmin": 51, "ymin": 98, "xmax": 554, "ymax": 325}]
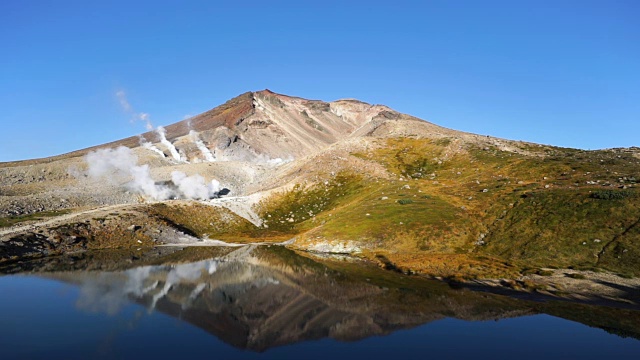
[{"xmin": 1, "ymin": 89, "xmax": 639, "ymax": 304}]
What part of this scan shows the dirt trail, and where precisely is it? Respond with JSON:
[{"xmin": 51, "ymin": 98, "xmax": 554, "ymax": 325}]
[
  {"xmin": 204, "ymin": 195, "xmax": 263, "ymax": 227},
  {"xmin": 0, "ymin": 196, "xmax": 265, "ymax": 240},
  {"xmin": 0, "ymin": 204, "xmax": 136, "ymax": 240}
]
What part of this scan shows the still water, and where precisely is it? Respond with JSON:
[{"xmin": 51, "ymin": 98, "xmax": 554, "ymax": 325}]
[{"xmin": 1, "ymin": 246, "xmax": 639, "ymax": 359}]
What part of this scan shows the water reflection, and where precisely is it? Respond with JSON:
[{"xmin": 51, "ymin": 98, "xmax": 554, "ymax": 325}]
[
  {"xmin": 71, "ymin": 256, "xmax": 280, "ymax": 315},
  {"xmin": 8, "ymin": 246, "xmax": 640, "ymax": 352}
]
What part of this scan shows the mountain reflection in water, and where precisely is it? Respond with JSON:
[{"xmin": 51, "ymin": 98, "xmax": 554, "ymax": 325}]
[
  {"xmin": 48, "ymin": 245, "xmax": 509, "ymax": 351},
  {"xmin": 3, "ymin": 245, "xmax": 640, "ymax": 357}
]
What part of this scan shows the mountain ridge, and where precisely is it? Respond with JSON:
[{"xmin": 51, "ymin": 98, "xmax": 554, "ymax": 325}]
[
  {"xmin": 0, "ymin": 89, "xmax": 405, "ymax": 165},
  {"xmin": 1, "ymin": 90, "xmax": 640, "ymax": 294}
]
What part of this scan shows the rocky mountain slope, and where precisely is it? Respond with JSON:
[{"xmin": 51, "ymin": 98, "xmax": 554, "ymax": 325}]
[{"xmin": 1, "ymin": 89, "xmax": 640, "ymax": 283}]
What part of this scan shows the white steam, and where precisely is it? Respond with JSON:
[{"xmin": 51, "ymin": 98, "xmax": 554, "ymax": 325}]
[
  {"xmin": 253, "ymin": 154, "xmax": 294, "ymax": 166},
  {"xmin": 116, "ymin": 90, "xmax": 132, "ymax": 112},
  {"xmin": 138, "ymin": 136, "xmax": 165, "ymax": 158},
  {"xmin": 189, "ymin": 130, "xmax": 215, "ymax": 162},
  {"xmin": 85, "ymin": 146, "xmax": 222, "ymax": 200},
  {"xmin": 85, "ymin": 146, "xmax": 172, "ymax": 200},
  {"xmin": 170, "ymin": 171, "xmax": 220, "ymax": 200},
  {"xmin": 139, "ymin": 113, "xmax": 154, "ymax": 131},
  {"xmin": 116, "ymin": 90, "xmax": 154, "ymax": 130},
  {"xmin": 156, "ymin": 126, "xmax": 184, "ymax": 162},
  {"xmin": 266, "ymin": 157, "xmax": 290, "ymax": 166}
]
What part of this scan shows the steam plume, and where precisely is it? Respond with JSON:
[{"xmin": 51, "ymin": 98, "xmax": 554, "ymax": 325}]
[
  {"xmin": 254, "ymin": 154, "xmax": 293, "ymax": 166},
  {"xmin": 115, "ymin": 90, "xmax": 132, "ymax": 112},
  {"xmin": 189, "ymin": 130, "xmax": 215, "ymax": 162},
  {"xmin": 171, "ymin": 171, "xmax": 220, "ymax": 200},
  {"xmin": 85, "ymin": 146, "xmax": 221, "ymax": 200},
  {"xmin": 139, "ymin": 113, "xmax": 154, "ymax": 131},
  {"xmin": 85, "ymin": 146, "xmax": 172, "ymax": 200},
  {"xmin": 116, "ymin": 90, "xmax": 154, "ymax": 130},
  {"xmin": 138, "ymin": 136, "xmax": 165, "ymax": 158},
  {"xmin": 156, "ymin": 126, "xmax": 183, "ymax": 162}
]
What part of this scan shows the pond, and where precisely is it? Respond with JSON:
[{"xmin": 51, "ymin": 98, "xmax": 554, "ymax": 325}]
[{"xmin": 1, "ymin": 245, "xmax": 639, "ymax": 359}]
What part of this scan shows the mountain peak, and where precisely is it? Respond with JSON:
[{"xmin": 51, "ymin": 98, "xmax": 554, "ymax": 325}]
[
  {"xmin": 256, "ymin": 88, "xmax": 276, "ymax": 95},
  {"xmin": 8, "ymin": 90, "xmax": 438, "ymax": 166}
]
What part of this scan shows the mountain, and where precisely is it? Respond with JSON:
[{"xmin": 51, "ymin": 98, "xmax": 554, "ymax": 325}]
[
  {"xmin": 38, "ymin": 247, "xmax": 640, "ymax": 350},
  {"xmin": 39, "ymin": 247, "xmax": 525, "ymax": 351},
  {"xmin": 1, "ymin": 89, "xmax": 640, "ymax": 283},
  {"xmin": 6, "ymin": 89, "xmax": 449, "ymax": 164}
]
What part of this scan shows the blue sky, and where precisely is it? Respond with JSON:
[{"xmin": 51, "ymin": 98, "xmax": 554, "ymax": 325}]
[{"xmin": 1, "ymin": 0, "xmax": 638, "ymax": 161}]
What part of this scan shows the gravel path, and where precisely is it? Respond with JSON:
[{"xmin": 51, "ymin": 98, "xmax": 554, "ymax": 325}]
[
  {"xmin": 0, "ymin": 204, "xmax": 136, "ymax": 240},
  {"xmin": 204, "ymin": 195, "xmax": 264, "ymax": 227}
]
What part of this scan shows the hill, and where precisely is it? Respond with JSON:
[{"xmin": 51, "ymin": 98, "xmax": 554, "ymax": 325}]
[{"xmin": 1, "ymin": 89, "xmax": 639, "ymax": 285}]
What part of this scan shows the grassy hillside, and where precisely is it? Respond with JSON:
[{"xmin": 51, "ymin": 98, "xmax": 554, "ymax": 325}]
[
  {"xmin": 256, "ymin": 138, "xmax": 640, "ymax": 277},
  {"xmin": 113, "ymin": 137, "xmax": 640, "ymax": 278}
]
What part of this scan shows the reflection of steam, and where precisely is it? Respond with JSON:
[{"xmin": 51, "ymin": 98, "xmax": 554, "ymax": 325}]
[
  {"xmin": 150, "ymin": 261, "xmax": 207, "ymax": 310},
  {"xmin": 189, "ymin": 130, "xmax": 215, "ymax": 162},
  {"xmin": 73, "ymin": 258, "xmax": 222, "ymax": 314},
  {"xmin": 84, "ymin": 146, "xmax": 222, "ymax": 200},
  {"xmin": 75, "ymin": 273, "xmax": 133, "ymax": 315},
  {"xmin": 69, "ymin": 248, "xmax": 287, "ymax": 315},
  {"xmin": 156, "ymin": 126, "xmax": 183, "ymax": 162},
  {"xmin": 183, "ymin": 283, "xmax": 207, "ymax": 310}
]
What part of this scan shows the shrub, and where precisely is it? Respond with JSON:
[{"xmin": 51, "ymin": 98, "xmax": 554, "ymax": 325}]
[
  {"xmin": 590, "ymin": 189, "xmax": 634, "ymax": 200},
  {"xmin": 397, "ymin": 199, "xmax": 414, "ymax": 205}
]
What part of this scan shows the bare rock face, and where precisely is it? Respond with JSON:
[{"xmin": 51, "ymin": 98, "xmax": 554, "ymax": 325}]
[
  {"xmin": 165, "ymin": 90, "xmax": 412, "ymax": 162},
  {"xmin": 0, "ymin": 89, "xmax": 450, "ymax": 216},
  {"xmin": 115, "ymin": 89, "xmax": 450, "ymax": 164}
]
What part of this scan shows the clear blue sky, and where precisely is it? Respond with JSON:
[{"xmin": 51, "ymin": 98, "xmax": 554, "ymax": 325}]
[{"xmin": 1, "ymin": 0, "xmax": 638, "ymax": 161}]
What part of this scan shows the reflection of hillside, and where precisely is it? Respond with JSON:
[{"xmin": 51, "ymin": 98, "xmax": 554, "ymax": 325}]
[{"xmin": 43, "ymin": 246, "xmax": 640, "ymax": 351}]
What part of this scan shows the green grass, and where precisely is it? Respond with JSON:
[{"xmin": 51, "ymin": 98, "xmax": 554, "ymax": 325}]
[
  {"xmin": 349, "ymin": 138, "xmax": 640, "ymax": 277},
  {"xmin": 315, "ymin": 138, "xmax": 640, "ymax": 277},
  {"xmin": 258, "ymin": 172, "xmax": 365, "ymax": 234},
  {"xmin": 590, "ymin": 189, "xmax": 635, "ymax": 200},
  {"xmin": 0, "ymin": 209, "xmax": 72, "ymax": 228},
  {"xmin": 146, "ymin": 202, "xmax": 258, "ymax": 240},
  {"xmin": 117, "ymin": 137, "xmax": 640, "ymax": 278},
  {"xmin": 307, "ymin": 181, "xmax": 464, "ymax": 250},
  {"xmin": 481, "ymin": 188, "xmax": 640, "ymax": 273}
]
